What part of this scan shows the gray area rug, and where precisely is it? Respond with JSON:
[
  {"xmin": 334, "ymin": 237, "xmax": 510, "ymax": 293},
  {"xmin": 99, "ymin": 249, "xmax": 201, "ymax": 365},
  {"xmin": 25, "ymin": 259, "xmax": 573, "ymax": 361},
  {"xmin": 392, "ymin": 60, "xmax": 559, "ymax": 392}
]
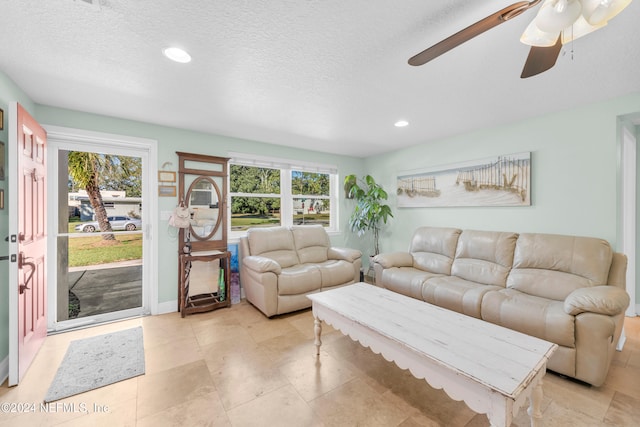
[{"xmin": 44, "ymin": 326, "xmax": 145, "ymax": 402}]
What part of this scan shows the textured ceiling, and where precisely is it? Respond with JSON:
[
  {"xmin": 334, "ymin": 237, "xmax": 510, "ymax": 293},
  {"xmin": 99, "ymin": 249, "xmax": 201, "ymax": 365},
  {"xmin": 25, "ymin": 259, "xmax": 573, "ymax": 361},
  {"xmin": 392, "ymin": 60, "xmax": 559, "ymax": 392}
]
[{"xmin": 1, "ymin": 0, "xmax": 639, "ymax": 158}]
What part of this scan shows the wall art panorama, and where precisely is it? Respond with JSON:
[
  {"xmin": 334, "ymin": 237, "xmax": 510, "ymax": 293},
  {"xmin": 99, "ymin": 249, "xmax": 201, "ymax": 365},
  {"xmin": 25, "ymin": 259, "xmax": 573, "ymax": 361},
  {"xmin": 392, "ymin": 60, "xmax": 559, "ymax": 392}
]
[{"xmin": 396, "ymin": 152, "xmax": 531, "ymax": 208}]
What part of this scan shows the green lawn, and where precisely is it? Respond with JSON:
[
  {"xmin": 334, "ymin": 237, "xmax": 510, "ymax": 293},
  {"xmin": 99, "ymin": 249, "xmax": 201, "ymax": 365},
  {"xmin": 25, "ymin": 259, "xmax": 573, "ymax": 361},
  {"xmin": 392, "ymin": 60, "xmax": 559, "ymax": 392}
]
[
  {"xmin": 231, "ymin": 213, "xmax": 329, "ymax": 230},
  {"xmin": 231, "ymin": 214, "xmax": 280, "ymax": 230},
  {"xmin": 67, "ymin": 228, "xmax": 142, "ymax": 267}
]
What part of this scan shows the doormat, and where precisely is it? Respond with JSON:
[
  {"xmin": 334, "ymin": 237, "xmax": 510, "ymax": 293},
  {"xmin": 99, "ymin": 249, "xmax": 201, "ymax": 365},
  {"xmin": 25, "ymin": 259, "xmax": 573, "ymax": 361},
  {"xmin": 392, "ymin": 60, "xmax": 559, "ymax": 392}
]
[{"xmin": 44, "ymin": 326, "xmax": 145, "ymax": 402}]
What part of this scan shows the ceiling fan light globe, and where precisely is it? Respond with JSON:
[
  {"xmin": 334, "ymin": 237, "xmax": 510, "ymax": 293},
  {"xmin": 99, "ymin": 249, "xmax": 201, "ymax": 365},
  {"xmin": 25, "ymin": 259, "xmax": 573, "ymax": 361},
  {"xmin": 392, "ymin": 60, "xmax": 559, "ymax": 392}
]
[
  {"xmin": 521, "ymin": 19, "xmax": 561, "ymax": 46},
  {"xmin": 560, "ymin": 15, "xmax": 607, "ymax": 43},
  {"xmin": 536, "ymin": 0, "xmax": 583, "ymax": 33},
  {"xmin": 582, "ymin": 0, "xmax": 632, "ymax": 25}
]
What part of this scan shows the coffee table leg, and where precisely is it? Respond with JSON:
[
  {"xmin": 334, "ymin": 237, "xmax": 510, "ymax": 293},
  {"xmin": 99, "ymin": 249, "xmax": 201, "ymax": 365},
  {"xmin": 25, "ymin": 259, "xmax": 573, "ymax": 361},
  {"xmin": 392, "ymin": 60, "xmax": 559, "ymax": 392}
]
[
  {"xmin": 314, "ymin": 317, "xmax": 322, "ymax": 355},
  {"xmin": 527, "ymin": 379, "xmax": 544, "ymax": 427}
]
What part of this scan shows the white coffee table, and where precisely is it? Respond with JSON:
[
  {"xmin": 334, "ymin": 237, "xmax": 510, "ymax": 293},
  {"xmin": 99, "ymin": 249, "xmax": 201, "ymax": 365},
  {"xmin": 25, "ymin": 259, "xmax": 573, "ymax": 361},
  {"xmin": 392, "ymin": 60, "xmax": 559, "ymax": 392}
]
[{"xmin": 308, "ymin": 283, "xmax": 557, "ymax": 427}]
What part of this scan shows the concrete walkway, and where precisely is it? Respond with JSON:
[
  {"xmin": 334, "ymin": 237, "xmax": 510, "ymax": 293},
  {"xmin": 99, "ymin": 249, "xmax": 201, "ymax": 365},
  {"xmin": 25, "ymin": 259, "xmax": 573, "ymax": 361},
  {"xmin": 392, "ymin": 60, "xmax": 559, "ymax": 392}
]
[{"xmin": 68, "ymin": 260, "xmax": 142, "ymax": 318}]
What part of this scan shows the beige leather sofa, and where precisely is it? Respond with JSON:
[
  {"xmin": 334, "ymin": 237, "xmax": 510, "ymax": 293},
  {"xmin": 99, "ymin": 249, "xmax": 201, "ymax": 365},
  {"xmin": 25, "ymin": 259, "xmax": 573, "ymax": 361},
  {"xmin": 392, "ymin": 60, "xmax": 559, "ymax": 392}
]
[
  {"xmin": 240, "ymin": 225, "xmax": 362, "ymax": 317},
  {"xmin": 373, "ymin": 226, "xmax": 630, "ymax": 387}
]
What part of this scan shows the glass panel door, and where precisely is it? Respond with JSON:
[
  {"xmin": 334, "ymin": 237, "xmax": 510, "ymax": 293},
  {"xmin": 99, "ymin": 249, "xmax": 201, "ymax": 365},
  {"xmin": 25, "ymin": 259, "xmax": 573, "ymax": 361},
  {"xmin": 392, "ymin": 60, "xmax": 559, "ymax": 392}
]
[{"xmin": 56, "ymin": 149, "xmax": 144, "ymax": 326}]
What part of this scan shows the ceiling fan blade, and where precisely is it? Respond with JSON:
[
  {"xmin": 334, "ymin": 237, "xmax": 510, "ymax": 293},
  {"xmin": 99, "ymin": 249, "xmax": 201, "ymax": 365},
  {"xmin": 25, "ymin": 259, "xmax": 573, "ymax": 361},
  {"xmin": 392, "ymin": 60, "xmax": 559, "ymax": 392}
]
[
  {"xmin": 408, "ymin": 1, "xmax": 535, "ymax": 66},
  {"xmin": 520, "ymin": 36, "xmax": 562, "ymax": 78}
]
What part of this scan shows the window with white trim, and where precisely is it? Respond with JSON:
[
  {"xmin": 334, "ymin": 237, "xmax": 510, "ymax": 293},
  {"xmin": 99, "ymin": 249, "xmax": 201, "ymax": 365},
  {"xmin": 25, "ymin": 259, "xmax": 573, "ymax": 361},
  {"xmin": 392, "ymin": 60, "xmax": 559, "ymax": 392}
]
[{"xmin": 229, "ymin": 153, "xmax": 338, "ymax": 236}]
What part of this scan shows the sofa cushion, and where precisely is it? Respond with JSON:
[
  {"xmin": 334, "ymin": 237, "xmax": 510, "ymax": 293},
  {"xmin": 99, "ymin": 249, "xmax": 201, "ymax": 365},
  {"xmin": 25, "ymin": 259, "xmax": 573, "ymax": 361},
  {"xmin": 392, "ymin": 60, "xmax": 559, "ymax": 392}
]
[
  {"xmin": 315, "ymin": 260, "xmax": 356, "ymax": 288},
  {"xmin": 409, "ymin": 227, "xmax": 462, "ymax": 274},
  {"xmin": 421, "ymin": 276, "xmax": 501, "ymax": 318},
  {"xmin": 247, "ymin": 227, "xmax": 299, "ymax": 268},
  {"xmin": 292, "ymin": 225, "xmax": 330, "ymax": 264},
  {"xmin": 507, "ymin": 233, "xmax": 613, "ymax": 301},
  {"xmin": 381, "ymin": 267, "xmax": 443, "ymax": 300},
  {"xmin": 278, "ymin": 264, "xmax": 322, "ymax": 295},
  {"xmin": 482, "ymin": 288, "xmax": 575, "ymax": 348},
  {"xmin": 451, "ymin": 230, "xmax": 517, "ymax": 287}
]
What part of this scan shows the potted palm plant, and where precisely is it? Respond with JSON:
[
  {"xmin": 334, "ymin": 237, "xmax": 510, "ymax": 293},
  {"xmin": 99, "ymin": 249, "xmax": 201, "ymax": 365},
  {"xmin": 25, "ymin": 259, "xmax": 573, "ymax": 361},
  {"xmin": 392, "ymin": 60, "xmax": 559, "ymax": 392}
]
[{"xmin": 344, "ymin": 174, "xmax": 393, "ymax": 256}]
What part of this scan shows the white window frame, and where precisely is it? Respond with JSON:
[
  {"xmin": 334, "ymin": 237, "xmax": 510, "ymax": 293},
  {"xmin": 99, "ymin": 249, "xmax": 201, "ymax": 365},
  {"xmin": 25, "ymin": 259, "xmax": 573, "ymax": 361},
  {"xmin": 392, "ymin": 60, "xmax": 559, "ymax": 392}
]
[{"xmin": 228, "ymin": 152, "xmax": 339, "ymax": 239}]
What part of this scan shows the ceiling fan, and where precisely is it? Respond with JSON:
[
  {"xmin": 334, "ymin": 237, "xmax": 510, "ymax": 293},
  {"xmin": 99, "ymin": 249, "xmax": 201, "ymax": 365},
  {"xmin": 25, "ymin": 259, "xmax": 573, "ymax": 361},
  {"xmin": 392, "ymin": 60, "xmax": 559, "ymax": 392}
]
[{"xmin": 408, "ymin": 0, "xmax": 632, "ymax": 78}]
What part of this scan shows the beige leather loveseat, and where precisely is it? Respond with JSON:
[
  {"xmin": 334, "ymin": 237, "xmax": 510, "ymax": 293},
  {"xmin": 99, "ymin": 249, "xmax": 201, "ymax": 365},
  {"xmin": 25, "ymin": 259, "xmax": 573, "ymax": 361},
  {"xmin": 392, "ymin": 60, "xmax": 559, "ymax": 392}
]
[
  {"xmin": 240, "ymin": 225, "xmax": 362, "ymax": 317},
  {"xmin": 373, "ymin": 226, "xmax": 630, "ymax": 387}
]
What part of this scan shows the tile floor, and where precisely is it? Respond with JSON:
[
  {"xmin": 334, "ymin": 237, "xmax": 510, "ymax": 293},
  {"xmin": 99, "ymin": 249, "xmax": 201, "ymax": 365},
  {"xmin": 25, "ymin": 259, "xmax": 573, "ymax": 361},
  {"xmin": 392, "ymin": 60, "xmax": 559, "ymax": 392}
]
[{"xmin": 1, "ymin": 301, "xmax": 639, "ymax": 426}]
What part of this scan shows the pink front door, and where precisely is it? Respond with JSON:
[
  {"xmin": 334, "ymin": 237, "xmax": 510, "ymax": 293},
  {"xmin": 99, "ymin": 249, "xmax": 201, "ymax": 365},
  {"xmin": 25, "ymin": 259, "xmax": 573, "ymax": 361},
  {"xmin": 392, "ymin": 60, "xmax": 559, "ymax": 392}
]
[{"xmin": 13, "ymin": 103, "xmax": 48, "ymax": 383}]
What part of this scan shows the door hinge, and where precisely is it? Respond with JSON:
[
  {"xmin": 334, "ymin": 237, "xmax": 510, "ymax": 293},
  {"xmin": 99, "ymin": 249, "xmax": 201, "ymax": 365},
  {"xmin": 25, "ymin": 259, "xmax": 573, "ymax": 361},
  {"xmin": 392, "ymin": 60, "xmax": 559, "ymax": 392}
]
[{"xmin": 11, "ymin": 254, "xmax": 17, "ymax": 262}]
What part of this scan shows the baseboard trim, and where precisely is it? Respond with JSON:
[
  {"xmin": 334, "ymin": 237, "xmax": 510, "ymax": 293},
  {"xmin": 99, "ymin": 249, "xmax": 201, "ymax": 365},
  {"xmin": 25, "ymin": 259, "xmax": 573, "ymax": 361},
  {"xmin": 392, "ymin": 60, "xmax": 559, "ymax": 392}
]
[
  {"xmin": 0, "ymin": 355, "xmax": 9, "ymax": 386},
  {"xmin": 156, "ymin": 300, "xmax": 178, "ymax": 315}
]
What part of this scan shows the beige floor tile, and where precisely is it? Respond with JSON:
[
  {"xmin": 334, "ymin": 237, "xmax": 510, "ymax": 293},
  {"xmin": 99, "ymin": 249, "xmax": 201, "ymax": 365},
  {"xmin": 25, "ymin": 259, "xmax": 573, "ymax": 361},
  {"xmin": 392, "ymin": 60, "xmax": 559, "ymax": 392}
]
[
  {"xmin": 226, "ymin": 385, "xmax": 322, "ymax": 427},
  {"xmin": 525, "ymin": 400, "xmax": 605, "ymax": 427},
  {"xmin": 282, "ymin": 310, "xmax": 318, "ymax": 339},
  {"xmin": 309, "ymin": 377, "xmax": 412, "ymax": 426},
  {"xmin": 211, "ymin": 368, "xmax": 290, "ymax": 411},
  {"xmin": 187, "ymin": 308, "xmax": 243, "ymax": 329},
  {"xmin": 541, "ymin": 372, "xmax": 614, "ymax": 420},
  {"xmin": 0, "ymin": 407, "xmax": 70, "ymax": 427},
  {"xmin": 278, "ymin": 350, "xmax": 356, "ymax": 402},
  {"xmin": 61, "ymin": 376, "xmax": 138, "ymax": 412},
  {"xmin": 384, "ymin": 372, "xmax": 477, "ymax": 427},
  {"xmin": 229, "ymin": 301, "xmax": 271, "ymax": 327},
  {"xmin": 141, "ymin": 313, "xmax": 195, "ymax": 348},
  {"xmin": 260, "ymin": 333, "xmax": 320, "ymax": 367},
  {"xmin": 398, "ymin": 415, "xmax": 443, "ymax": 427},
  {"xmin": 1, "ymin": 352, "xmax": 64, "ymax": 403},
  {"xmin": 603, "ymin": 391, "xmax": 640, "ymax": 426},
  {"xmin": 208, "ymin": 346, "xmax": 276, "ymax": 380},
  {"xmin": 136, "ymin": 360, "xmax": 216, "ymax": 420},
  {"xmin": 601, "ymin": 363, "xmax": 640, "ymax": 400},
  {"xmin": 1, "ymin": 304, "xmax": 639, "ymax": 427},
  {"xmin": 53, "ymin": 399, "xmax": 138, "ymax": 427},
  {"xmin": 0, "ymin": 382, "xmax": 137, "ymax": 427},
  {"xmin": 207, "ymin": 348, "xmax": 290, "ymax": 410},
  {"xmin": 245, "ymin": 317, "xmax": 297, "ymax": 343},
  {"xmin": 625, "ymin": 346, "xmax": 640, "ymax": 369},
  {"xmin": 192, "ymin": 323, "xmax": 251, "ymax": 348},
  {"xmin": 137, "ymin": 391, "xmax": 230, "ymax": 427},
  {"xmin": 143, "ymin": 335, "xmax": 204, "ymax": 375},
  {"xmin": 200, "ymin": 333, "xmax": 260, "ymax": 366}
]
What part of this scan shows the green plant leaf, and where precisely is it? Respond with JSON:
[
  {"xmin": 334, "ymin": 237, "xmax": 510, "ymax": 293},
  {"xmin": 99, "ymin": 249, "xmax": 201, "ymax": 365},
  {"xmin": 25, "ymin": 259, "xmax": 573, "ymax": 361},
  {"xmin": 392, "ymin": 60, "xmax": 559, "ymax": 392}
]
[{"xmin": 344, "ymin": 174, "xmax": 393, "ymax": 255}]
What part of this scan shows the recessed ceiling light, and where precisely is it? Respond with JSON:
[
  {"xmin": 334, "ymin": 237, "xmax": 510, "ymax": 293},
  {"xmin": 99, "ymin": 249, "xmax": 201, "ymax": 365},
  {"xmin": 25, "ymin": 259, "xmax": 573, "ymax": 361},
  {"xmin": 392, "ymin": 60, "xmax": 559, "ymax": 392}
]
[
  {"xmin": 163, "ymin": 47, "xmax": 191, "ymax": 63},
  {"xmin": 394, "ymin": 120, "xmax": 409, "ymax": 127}
]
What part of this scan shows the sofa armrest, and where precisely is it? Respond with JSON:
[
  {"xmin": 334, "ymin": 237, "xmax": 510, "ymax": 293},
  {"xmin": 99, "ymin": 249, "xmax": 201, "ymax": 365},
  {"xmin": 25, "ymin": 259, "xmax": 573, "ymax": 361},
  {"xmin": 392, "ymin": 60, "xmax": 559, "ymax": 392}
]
[
  {"xmin": 328, "ymin": 247, "xmax": 362, "ymax": 263},
  {"xmin": 564, "ymin": 286, "xmax": 630, "ymax": 316},
  {"xmin": 243, "ymin": 256, "xmax": 282, "ymax": 275},
  {"xmin": 373, "ymin": 252, "xmax": 413, "ymax": 268}
]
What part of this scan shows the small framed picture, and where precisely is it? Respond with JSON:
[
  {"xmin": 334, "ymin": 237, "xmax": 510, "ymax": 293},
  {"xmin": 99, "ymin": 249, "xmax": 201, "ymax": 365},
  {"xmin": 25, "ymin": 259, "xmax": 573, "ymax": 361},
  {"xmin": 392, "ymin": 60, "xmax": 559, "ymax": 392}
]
[
  {"xmin": 158, "ymin": 171, "xmax": 176, "ymax": 183},
  {"xmin": 158, "ymin": 185, "xmax": 176, "ymax": 197},
  {"xmin": 0, "ymin": 108, "xmax": 3, "ymax": 130}
]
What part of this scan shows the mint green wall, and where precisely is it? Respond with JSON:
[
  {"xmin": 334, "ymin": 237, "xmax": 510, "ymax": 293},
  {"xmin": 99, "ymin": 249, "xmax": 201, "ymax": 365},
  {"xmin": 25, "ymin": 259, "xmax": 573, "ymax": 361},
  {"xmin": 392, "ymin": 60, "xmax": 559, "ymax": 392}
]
[
  {"xmin": 2, "ymin": 66, "xmax": 638, "ymax": 369},
  {"xmin": 365, "ymin": 93, "xmax": 640, "ymax": 307},
  {"xmin": 33, "ymin": 105, "xmax": 365, "ymax": 305},
  {"xmin": 0, "ymin": 72, "xmax": 37, "ymax": 365}
]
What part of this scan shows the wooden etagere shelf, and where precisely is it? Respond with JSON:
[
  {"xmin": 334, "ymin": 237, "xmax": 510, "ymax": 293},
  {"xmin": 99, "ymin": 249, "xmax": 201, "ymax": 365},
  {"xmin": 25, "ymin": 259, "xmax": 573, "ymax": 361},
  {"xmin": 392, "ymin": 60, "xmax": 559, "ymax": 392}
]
[
  {"xmin": 176, "ymin": 151, "xmax": 231, "ymax": 317},
  {"xmin": 179, "ymin": 251, "xmax": 231, "ymax": 317}
]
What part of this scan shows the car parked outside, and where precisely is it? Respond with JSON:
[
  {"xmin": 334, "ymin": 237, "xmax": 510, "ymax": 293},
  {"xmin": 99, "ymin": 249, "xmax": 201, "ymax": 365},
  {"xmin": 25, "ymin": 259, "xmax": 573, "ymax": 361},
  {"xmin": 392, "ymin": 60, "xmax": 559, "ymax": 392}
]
[{"xmin": 74, "ymin": 216, "xmax": 142, "ymax": 232}]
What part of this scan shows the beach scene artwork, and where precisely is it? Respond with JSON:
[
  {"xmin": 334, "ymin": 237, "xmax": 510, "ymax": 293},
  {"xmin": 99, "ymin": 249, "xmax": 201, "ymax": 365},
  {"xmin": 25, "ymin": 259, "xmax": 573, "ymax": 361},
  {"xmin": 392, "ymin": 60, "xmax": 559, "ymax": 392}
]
[{"xmin": 397, "ymin": 152, "xmax": 531, "ymax": 208}]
